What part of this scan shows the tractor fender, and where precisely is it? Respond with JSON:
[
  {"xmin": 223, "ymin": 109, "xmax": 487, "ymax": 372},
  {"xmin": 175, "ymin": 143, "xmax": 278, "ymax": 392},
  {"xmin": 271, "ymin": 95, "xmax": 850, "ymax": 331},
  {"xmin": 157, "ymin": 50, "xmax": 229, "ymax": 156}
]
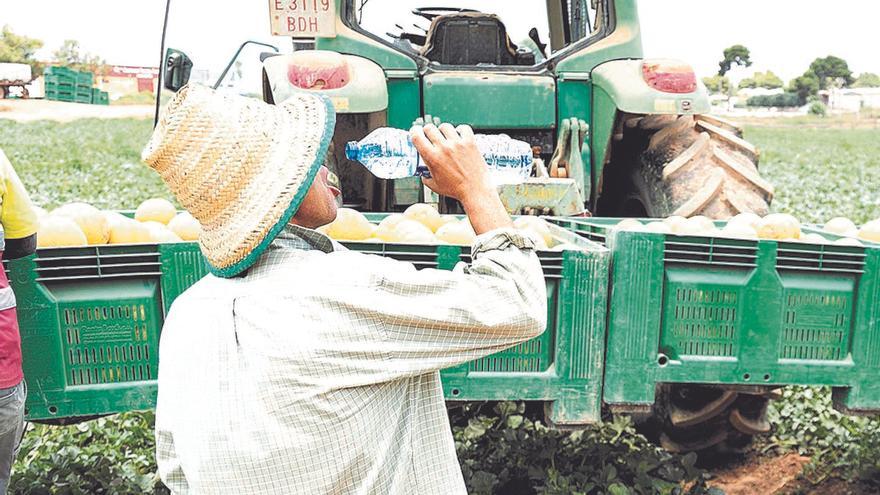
[
  {"xmin": 262, "ymin": 50, "xmax": 388, "ymax": 114},
  {"xmin": 591, "ymin": 59, "xmax": 710, "ymax": 115},
  {"xmin": 588, "ymin": 59, "xmax": 711, "ymax": 204}
]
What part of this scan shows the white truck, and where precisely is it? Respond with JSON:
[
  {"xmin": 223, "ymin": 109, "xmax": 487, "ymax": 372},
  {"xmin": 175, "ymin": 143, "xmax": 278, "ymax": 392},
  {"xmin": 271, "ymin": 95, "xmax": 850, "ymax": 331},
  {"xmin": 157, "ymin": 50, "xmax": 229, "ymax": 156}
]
[{"xmin": 0, "ymin": 62, "xmax": 33, "ymax": 99}]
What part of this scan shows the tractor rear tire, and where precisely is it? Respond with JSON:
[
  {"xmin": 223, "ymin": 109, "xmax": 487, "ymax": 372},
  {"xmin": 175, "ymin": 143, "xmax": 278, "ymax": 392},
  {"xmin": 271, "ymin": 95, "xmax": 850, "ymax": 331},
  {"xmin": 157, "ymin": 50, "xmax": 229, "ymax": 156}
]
[
  {"xmin": 615, "ymin": 114, "xmax": 777, "ymax": 455},
  {"xmin": 626, "ymin": 114, "xmax": 773, "ymax": 218}
]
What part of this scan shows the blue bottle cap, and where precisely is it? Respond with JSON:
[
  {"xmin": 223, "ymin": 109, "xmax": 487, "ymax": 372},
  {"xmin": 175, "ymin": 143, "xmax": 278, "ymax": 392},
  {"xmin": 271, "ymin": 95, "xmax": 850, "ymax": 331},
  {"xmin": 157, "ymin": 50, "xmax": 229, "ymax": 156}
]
[{"xmin": 344, "ymin": 141, "xmax": 359, "ymax": 160}]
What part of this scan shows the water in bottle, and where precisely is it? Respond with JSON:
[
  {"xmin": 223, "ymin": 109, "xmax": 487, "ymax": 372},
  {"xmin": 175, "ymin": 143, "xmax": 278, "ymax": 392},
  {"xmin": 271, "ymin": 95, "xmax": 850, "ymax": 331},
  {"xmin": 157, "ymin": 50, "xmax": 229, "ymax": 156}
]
[{"xmin": 345, "ymin": 128, "xmax": 533, "ymax": 184}]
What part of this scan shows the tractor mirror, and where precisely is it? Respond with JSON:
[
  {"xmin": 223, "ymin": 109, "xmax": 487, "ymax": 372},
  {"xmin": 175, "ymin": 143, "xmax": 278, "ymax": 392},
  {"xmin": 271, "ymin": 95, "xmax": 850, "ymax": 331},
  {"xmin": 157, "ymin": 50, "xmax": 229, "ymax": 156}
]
[{"xmin": 164, "ymin": 49, "xmax": 193, "ymax": 92}]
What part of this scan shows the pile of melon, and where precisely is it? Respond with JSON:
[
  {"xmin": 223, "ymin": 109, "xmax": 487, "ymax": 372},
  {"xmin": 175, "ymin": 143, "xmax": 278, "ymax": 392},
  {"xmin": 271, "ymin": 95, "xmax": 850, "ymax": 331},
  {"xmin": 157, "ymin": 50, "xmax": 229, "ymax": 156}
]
[
  {"xmin": 36, "ymin": 199, "xmax": 202, "ymax": 248},
  {"xmin": 614, "ymin": 212, "xmax": 880, "ymax": 247},
  {"xmin": 320, "ymin": 203, "xmax": 561, "ymax": 249}
]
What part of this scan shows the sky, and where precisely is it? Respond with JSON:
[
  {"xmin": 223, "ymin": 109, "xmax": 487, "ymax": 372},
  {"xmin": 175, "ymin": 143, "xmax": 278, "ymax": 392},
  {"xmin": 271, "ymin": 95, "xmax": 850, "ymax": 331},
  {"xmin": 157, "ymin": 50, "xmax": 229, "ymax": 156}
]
[{"xmin": 3, "ymin": 0, "xmax": 878, "ymax": 86}]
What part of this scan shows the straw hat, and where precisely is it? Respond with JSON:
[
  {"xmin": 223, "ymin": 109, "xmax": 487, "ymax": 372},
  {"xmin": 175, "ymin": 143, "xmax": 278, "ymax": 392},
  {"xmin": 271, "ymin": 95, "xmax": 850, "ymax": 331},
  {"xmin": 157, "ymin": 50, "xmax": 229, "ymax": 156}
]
[{"xmin": 142, "ymin": 84, "xmax": 335, "ymax": 277}]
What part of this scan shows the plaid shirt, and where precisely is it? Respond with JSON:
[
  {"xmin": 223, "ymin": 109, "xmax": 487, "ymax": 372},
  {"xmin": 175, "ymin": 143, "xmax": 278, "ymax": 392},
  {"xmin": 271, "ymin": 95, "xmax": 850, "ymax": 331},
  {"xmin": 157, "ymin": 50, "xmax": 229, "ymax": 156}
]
[{"xmin": 155, "ymin": 224, "xmax": 547, "ymax": 494}]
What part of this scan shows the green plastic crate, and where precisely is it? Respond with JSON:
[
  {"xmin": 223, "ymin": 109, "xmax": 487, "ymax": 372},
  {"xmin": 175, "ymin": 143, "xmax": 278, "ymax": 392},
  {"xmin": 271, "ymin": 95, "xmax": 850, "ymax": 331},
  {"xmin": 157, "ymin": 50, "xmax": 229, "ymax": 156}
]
[
  {"xmin": 10, "ymin": 217, "xmax": 609, "ymax": 424},
  {"xmin": 44, "ymin": 90, "xmax": 74, "ymax": 103},
  {"xmin": 44, "ymin": 75, "xmax": 75, "ymax": 87},
  {"xmin": 76, "ymin": 71, "xmax": 94, "ymax": 86},
  {"xmin": 550, "ymin": 217, "xmax": 880, "ymax": 414},
  {"xmin": 90, "ymin": 88, "xmax": 109, "ymax": 105},
  {"xmin": 44, "ymin": 66, "xmax": 76, "ymax": 78}
]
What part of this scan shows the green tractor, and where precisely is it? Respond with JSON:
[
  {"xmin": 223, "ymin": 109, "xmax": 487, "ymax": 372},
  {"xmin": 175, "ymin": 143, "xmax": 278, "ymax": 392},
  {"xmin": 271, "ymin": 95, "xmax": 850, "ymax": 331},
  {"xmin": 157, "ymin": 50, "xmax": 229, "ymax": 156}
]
[{"xmin": 158, "ymin": 0, "xmax": 775, "ymax": 453}]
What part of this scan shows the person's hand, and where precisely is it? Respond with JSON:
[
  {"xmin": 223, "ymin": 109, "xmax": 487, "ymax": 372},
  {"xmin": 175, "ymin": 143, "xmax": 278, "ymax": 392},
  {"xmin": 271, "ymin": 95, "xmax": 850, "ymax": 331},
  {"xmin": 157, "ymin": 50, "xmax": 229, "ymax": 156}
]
[{"xmin": 410, "ymin": 122, "xmax": 492, "ymax": 202}]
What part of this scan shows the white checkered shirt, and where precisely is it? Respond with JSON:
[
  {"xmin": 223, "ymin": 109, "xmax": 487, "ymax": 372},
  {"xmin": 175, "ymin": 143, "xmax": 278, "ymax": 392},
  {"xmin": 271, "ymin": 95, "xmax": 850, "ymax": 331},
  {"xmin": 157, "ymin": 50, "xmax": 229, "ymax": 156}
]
[{"xmin": 155, "ymin": 224, "xmax": 547, "ymax": 494}]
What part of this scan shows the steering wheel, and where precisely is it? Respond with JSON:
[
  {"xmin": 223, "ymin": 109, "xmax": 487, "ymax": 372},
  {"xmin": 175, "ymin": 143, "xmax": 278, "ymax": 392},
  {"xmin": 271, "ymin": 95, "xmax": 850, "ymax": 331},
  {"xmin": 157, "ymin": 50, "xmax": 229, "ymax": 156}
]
[{"xmin": 412, "ymin": 7, "xmax": 477, "ymax": 21}]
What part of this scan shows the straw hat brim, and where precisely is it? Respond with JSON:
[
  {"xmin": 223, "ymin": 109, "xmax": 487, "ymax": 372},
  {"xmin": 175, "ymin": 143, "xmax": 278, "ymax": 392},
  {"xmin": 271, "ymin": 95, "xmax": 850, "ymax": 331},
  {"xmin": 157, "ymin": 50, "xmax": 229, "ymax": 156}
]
[
  {"xmin": 207, "ymin": 96, "xmax": 335, "ymax": 278},
  {"xmin": 142, "ymin": 85, "xmax": 336, "ymax": 278}
]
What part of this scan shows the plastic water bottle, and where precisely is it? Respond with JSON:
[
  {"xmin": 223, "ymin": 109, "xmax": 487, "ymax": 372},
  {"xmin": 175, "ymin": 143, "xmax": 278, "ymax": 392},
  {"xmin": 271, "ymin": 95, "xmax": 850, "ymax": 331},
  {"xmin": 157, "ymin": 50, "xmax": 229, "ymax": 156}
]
[{"xmin": 345, "ymin": 128, "xmax": 533, "ymax": 184}]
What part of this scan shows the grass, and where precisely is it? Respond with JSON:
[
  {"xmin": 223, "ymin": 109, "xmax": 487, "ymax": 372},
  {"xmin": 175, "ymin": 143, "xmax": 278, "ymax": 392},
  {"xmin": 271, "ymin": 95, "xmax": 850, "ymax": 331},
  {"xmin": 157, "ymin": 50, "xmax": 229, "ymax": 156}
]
[
  {"xmin": 0, "ymin": 118, "xmax": 168, "ymax": 210},
  {"xmin": 1, "ymin": 115, "xmax": 879, "ymax": 492},
  {"xmin": 747, "ymin": 126, "xmax": 880, "ymax": 224}
]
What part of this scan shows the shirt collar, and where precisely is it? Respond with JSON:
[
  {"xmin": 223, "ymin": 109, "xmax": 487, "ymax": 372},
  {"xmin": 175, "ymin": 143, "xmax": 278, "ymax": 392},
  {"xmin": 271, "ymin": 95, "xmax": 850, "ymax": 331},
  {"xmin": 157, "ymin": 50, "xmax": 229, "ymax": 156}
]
[{"xmin": 271, "ymin": 224, "xmax": 335, "ymax": 254}]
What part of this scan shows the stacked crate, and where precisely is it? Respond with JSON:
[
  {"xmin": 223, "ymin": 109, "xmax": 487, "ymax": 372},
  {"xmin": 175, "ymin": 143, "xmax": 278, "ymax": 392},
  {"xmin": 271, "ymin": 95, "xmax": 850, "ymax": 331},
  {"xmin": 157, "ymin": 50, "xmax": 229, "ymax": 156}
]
[
  {"xmin": 43, "ymin": 66, "xmax": 76, "ymax": 102},
  {"xmin": 43, "ymin": 67, "xmax": 109, "ymax": 105}
]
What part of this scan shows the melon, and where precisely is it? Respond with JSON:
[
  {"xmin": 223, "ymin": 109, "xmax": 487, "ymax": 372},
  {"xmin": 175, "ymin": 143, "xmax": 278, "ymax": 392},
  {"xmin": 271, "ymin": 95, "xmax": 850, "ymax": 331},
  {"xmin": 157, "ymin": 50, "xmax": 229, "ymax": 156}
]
[
  {"xmin": 799, "ymin": 233, "xmax": 827, "ymax": 244},
  {"xmin": 37, "ymin": 216, "xmax": 87, "ymax": 248},
  {"xmin": 385, "ymin": 219, "xmax": 435, "ymax": 244},
  {"xmin": 824, "ymin": 217, "xmax": 858, "ymax": 237},
  {"xmin": 435, "ymin": 220, "xmax": 476, "ymax": 246},
  {"xmin": 435, "ymin": 215, "xmax": 459, "ymax": 231},
  {"xmin": 513, "ymin": 216, "xmax": 555, "ymax": 246},
  {"xmin": 834, "ymin": 237, "xmax": 863, "ymax": 247},
  {"xmin": 108, "ymin": 218, "xmax": 152, "ymax": 244},
  {"xmin": 614, "ymin": 218, "xmax": 645, "ymax": 232},
  {"xmin": 103, "ymin": 211, "xmax": 130, "ymax": 228},
  {"xmin": 757, "ymin": 213, "xmax": 801, "ymax": 240},
  {"xmin": 135, "ymin": 198, "xmax": 177, "ymax": 225},
  {"xmin": 687, "ymin": 215, "xmax": 716, "ymax": 232},
  {"xmin": 858, "ymin": 220, "xmax": 880, "ymax": 243},
  {"xmin": 52, "ymin": 202, "xmax": 110, "ymax": 245},
  {"xmin": 375, "ymin": 214, "xmax": 407, "ymax": 242},
  {"xmin": 168, "ymin": 212, "xmax": 202, "ymax": 241},
  {"xmin": 403, "ymin": 203, "xmax": 444, "ymax": 232},
  {"xmin": 719, "ymin": 223, "xmax": 758, "ymax": 239},
  {"xmin": 550, "ymin": 242, "xmax": 580, "ymax": 252},
  {"xmin": 325, "ymin": 208, "xmax": 375, "ymax": 241},
  {"xmin": 727, "ymin": 212, "xmax": 762, "ymax": 230},
  {"xmin": 645, "ymin": 222, "xmax": 672, "ymax": 234},
  {"xmin": 142, "ymin": 221, "xmax": 182, "ymax": 243}
]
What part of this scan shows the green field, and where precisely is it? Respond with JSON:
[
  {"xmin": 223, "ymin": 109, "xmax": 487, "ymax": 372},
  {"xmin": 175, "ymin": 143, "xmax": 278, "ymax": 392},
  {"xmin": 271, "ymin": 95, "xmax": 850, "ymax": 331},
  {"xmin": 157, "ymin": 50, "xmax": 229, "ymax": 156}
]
[
  {"xmin": 1, "ymin": 116, "xmax": 879, "ymax": 493},
  {"xmin": 1, "ymin": 118, "xmax": 877, "ymax": 225}
]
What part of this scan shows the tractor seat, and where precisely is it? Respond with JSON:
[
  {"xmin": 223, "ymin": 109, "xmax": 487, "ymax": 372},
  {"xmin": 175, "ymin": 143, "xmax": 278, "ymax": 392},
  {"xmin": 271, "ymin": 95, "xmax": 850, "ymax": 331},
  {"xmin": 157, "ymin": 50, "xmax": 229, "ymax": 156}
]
[{"xmin": 420, "ymin": 13, "xmax": 535, "ymax": 66}]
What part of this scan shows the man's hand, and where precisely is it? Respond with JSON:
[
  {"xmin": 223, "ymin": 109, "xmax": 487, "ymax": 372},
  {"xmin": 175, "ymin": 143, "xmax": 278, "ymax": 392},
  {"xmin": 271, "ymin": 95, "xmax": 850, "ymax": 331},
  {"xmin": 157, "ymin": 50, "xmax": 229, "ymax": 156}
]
[{"xmin": 410, "ymin": 122, "xmax": 512, "ymax": 234}]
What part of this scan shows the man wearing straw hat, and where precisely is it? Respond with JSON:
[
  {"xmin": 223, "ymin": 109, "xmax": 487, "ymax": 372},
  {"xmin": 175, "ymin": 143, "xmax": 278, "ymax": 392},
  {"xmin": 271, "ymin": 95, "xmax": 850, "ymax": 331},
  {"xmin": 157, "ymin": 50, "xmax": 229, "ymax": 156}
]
[{"xmin": 144, "ymin": 85, "xmax": 546, "ymax": 494}]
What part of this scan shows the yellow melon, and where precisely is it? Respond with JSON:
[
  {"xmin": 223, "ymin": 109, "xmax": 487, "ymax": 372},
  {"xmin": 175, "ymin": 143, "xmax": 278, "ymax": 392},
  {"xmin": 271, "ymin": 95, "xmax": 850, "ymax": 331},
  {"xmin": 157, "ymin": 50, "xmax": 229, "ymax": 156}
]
[
  {"xmin": 824, "ymin": 217, "xmax": 858, "ymax": 237},
  {"xmin": 375, "ymin": 214, "xmax": 407, "ymax": 241},
  {"xmin": 52, "ymin": 202, "xmax": 110, "ymax": 245},
  {"xmin": 687, "ymin": 215, "xmax": 716, "ymax": 232},
  {"xmin": 834, "ymin": 237, "xmax": 863, "ymax": 247},
  {"xmin": 645, "ymin": 222, "xmax": 672, "ymax": 234},
  {"xmin": 135, "ymin": 198, "xmax": 177, "ymax": 225},
  {"xmin": 719, "ymin": 223, "xmax": 758, "ymax": 239},
  {"xmin": 403, "ymin": 203, "xmax": 445, "ymax": 232},
  {"xmin": 143, "ymin": 221, "xmax": 182, "ymax": 243},
  {"xmin": 757, "ymin": 213, "xmax": 801, "ymax": 240},
  {"xmin": 613, "ymin": 218, "xmax": 645, "ymax": 232},
  {"xmin": 436, "ymin": 215, "xmax": 459, "ymax": 230},
  {"xmin": 103, "ymin": 211, "xmax": 130, "ymax": 228},
  {"xmin": 727, "ymin": 212, "xmax": 762, "ymax": 230},
  {"xmin": 385, "ymin": 219, "xmax": 435, "ymax": 244},
  {"xmin": 514, "ymin": 216, "xmax": 555, "ymax": 246},
  {"xmin": 37, "ymin": 216, "xmax": 87, "ymax": 248},
  {"xmin": 799, "ymin": 233, "xmax": 827, "ymax": 244},
  {"xmin": 858, "ymin": 220, "xmax": 880, "ymax": 243},
  {"xmin": 108, "ymin": 218, "xmax": 152, "ymax": 244},
  {"xmin": 435, "ymin": 220, "xmax": 476, "ymax": 246},
  {"xmin": 325, "ymin": 208, "xmax": 375, "ymax": 241},
  {"xmin": 167, "ymin": 212, "xmax": 202, "ymax": 241}
]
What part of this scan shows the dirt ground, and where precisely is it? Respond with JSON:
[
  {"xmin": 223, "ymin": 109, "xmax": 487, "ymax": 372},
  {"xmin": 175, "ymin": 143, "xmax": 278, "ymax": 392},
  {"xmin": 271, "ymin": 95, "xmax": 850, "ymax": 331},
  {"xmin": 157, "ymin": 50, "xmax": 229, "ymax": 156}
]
[
  {"xmin": 707, "ymin": 453, "xmax": 810, "ymax": 495},
  {"xmin": 0, "ymin": 98, "xmax": 153, "ymax": 122}
]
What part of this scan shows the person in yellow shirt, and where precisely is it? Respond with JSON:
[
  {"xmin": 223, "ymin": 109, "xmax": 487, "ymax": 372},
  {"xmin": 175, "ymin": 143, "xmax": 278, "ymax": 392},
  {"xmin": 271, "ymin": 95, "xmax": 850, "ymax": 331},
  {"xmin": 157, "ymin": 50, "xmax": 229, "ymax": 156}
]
[{"xmin": 0, "ymin": 148, "xmax": 38, "ymax": 493}]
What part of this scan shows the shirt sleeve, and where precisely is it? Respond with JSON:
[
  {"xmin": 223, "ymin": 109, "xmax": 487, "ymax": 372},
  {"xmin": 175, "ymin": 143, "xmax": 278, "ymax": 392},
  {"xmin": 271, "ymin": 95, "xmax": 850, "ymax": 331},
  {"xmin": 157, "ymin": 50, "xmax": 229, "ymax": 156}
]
[
  {"xmin": 363, "ymin": 227, "xmax": 548, "ymax": 379},
  {"xmin": 0, "ymin": 150, "xmax": 39, "ymax": 240}
]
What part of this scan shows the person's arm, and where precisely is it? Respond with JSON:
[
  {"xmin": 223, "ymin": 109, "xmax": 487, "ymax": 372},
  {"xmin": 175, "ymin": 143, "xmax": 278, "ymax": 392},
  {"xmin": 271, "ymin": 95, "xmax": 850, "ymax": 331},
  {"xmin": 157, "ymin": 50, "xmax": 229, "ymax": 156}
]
[
  {"xmin": 0, "ymin": 150, "xmax": 39, "ymax": 258},
  {"xmin": 410, "ymin": 122, "xmax": 511, "ymax": 234}
]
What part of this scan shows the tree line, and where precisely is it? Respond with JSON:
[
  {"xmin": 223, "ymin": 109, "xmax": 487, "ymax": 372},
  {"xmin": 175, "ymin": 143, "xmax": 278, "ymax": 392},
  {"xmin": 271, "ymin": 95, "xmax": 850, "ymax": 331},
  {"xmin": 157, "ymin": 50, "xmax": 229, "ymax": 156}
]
[
  {"xmin": 703, "ymin": 44, "xmax": 879, "ymax": 107},
  {"xmin": 0, "ymin": 25, "xmax": 107, "ymax": 77}
]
